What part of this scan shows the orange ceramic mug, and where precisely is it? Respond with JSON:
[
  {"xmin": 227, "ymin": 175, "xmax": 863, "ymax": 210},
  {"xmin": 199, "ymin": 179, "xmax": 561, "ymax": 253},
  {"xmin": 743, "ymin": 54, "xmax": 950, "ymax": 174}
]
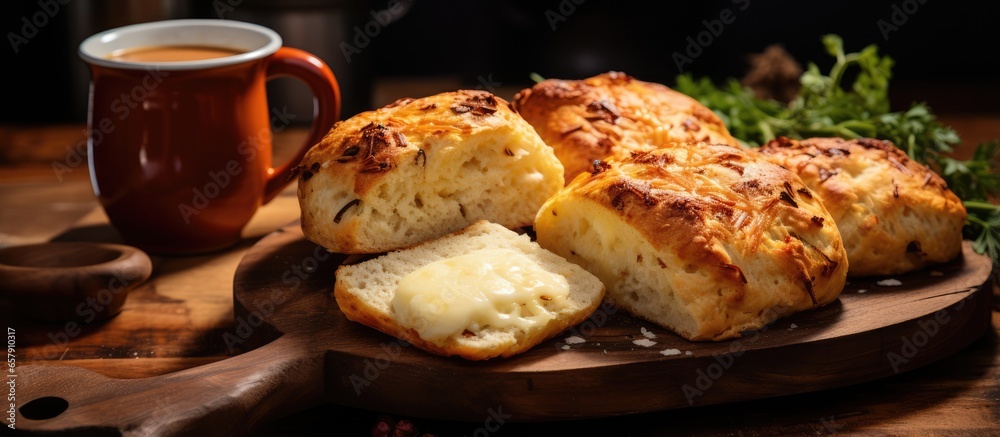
[{"xmin": 79, "ymin": 19, "xmax": 340, "ymax": 254}]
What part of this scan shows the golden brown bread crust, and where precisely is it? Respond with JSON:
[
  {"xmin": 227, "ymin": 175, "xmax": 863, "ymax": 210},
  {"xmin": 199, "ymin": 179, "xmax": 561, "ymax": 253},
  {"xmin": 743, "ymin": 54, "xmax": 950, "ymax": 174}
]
[
  {"xmin": 334, "ymin": 281, "xmax": 603, "ymax": 360},
  {"xmin": 301, "ymin": 90, "xmax": 514, "ymax": 198},
  {"xmin": 534, "ymin": 143, "xmax": 848, "ymax": 341},
  {"xmin": 332, "ymin": 221, "xmax": 605, "ymax": 360},
  {"xmin": 513, "ymin": 71, "xmax": 740, "ymax": 181},
  {"xmin": 757, "ymin": 137, "xmax": 967, "ymax": 276},
  {"xmin": 297, "ymin": 90, "xmax": 564, "ymax": 253}
]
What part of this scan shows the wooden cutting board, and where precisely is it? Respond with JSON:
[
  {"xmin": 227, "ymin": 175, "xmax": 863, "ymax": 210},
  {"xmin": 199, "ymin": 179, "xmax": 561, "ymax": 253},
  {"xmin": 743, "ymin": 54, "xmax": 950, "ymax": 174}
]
[{"xmin": 14, "ymin": 224, "xmax": 994, "ymax": 435}]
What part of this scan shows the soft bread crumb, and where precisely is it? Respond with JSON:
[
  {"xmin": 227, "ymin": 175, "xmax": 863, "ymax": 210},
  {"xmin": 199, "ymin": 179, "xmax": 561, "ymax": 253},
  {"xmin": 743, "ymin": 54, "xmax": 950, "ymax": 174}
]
[
  {"xmin": 633, "ymin": 339, "xmax": 657, "ymax": 347},
  {"xmin": 534, "ymin": 143, "xmax": 848, "ymax": 341},
  {"xmin": 564, "ymin": 336, "xmax": 586, "ymax": 344},
  {"xmin": 877, "ymin": 279, "xmax": 903, "ymax": 287},
  {"xmin": 333, "ymin": 220, "xmax": 605, "ymax": 360},
  {"xmin": 299, "ymin": 90, "xmax": 565, "ymax": 254},
  {"xmin": 660, "ymin": 348, "xmax": 682, "ymax": 356},
  {"xmin": 640, "ymin": 327, "xmax": 656, "ymax": 339}
]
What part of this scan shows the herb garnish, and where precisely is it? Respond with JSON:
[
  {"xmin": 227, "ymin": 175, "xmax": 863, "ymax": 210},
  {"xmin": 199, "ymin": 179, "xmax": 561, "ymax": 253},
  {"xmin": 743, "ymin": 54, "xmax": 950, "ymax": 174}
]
[{"xmin": 675, "ymin": 34, "xmax": 999, "ymax": 266}]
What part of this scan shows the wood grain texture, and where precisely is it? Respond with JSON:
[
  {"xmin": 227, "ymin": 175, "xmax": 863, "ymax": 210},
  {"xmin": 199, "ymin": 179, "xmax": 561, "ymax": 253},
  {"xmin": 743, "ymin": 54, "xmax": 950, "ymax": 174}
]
[
  {"xmin": 6, "ymin": 190, "xmax": 303, "ymax": 372},
  {"xmin": 9, "ymin": 224, "xmax": 992, "ymax": 434},
  {"xmin": 237, "ymin": 226, "xmax": 996, "ymax": 420},
  {"xmin": 16, "ymin": 334, "xmax": 325, "ymax": 435},
  {"xmin": 0, "ymin": 242, "xmax": 153, "ymax": 322},
  {"xmin": 1, "ymin": 119, "xmax": 997, "ymax": 435},
  {"xmin": 255, "ymin": 311, "xmax": 1000, "ymax": 436}
]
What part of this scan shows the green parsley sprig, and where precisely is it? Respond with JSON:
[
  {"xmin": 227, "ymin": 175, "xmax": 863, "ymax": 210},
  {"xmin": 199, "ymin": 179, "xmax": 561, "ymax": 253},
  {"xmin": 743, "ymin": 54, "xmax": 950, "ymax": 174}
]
[{"xmin": 675, "ymin": 35, "xmax": 1000, "ymax": 266}]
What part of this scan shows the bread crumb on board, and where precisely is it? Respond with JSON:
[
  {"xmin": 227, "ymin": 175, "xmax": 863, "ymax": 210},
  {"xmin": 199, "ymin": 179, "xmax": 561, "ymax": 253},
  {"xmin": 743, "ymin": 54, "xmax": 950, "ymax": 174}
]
[
  {"xmin": 660, "ymin": 348, "xmax": 681, "ymax": 356},
  {"xmin": 564, "ymin": 336, "xmax": 586, "ymax": 345},
  {"xmin": 633, "ymin": 338, "xmax": 657, "ymax": 347},
  {"xmin": 641, "ymin": 327, "xmax": 656, "ymax": 339},
  {"xmin": 877, "ymin": 279, "xmax": 903, "ymax": 287},
  {"xmin": 857, "ymin": 289, "xmax": 868, "ymax": 294}
]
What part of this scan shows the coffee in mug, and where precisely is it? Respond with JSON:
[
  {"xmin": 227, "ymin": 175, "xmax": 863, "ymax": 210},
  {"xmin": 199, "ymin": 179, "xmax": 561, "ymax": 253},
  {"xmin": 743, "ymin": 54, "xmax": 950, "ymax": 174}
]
[
  {"xmin": 107, "ymin": 45, "xmax": 245, "ymax": 62},
  {"xmin": 78, "ymin": 20, "xmax": 340, "ymax": 254}
]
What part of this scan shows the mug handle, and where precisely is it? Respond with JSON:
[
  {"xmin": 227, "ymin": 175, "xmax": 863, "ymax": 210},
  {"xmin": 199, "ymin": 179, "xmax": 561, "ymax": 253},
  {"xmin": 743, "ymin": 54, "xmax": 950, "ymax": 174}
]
[{"xmin": 261, "ymin": 47, "xmax": 341, "ymax": 203}]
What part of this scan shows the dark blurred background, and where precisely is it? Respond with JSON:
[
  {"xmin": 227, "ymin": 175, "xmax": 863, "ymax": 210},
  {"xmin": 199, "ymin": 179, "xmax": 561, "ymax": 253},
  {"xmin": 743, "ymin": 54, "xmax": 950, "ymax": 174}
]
[{"xmin": 1, "ymin": 0, "xmax": 997, "ymax": 124}]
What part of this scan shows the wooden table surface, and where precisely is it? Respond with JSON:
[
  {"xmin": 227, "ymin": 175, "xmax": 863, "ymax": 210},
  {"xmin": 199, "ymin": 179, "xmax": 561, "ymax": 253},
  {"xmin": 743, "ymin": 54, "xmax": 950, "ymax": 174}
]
[{"xmin": 1, "ymin": 120, "xmax": 998, "ymax": 436}]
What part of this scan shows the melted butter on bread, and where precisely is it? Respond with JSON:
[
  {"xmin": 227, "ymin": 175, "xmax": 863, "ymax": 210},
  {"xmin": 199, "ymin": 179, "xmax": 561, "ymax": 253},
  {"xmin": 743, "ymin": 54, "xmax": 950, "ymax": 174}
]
[{"xmin": 392, "ymin": 248, "xmax": 570, "ymax": 345}]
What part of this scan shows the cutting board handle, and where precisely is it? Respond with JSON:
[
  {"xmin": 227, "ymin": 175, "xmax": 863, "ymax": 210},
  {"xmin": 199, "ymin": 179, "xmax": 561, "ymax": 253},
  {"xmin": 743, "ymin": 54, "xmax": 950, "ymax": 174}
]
[{"xmin": 15, "ymin": 335, "xmax": 322, "ymax": 436}]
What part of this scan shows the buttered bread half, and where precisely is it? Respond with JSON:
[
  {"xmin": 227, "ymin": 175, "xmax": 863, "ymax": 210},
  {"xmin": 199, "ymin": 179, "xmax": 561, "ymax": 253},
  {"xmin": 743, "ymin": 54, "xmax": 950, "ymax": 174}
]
[
  {"xmin": 534, "ymin": 143, "xmax": 848, "ymax": 341},
  {"xmin": 334, "ymin": 220, "xmax": 605, "ymax": 360},
  {"xmin": 513, "ymin": 71, "xmax": 740, "ymax": 181},
  {"xmin": 297, "ymin": 90, "xmax": 565, "ymax": 254},
  {"xmin": 757, "ymin": 137, "xmax": 966, "ymax": 276}
]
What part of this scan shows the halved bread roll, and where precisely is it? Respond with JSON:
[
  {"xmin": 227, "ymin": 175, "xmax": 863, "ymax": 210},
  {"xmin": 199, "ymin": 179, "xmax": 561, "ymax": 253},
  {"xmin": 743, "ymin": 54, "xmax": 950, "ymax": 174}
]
[
  {"xmin": 513, "ymin": 71, "xmax": 740, "ymax": 181},
  {"xmin": 534, "ymin": 143, "xmax": 847, "ymax": 341},
  {"xmin": 297, "ymin": 90, "xmax": 565, "ymax": 254},
  {"xmin": 334, "ymin": 220, "xmax": 605, "ymax": 360},
  {"xmin": 757, "ymin": 137, "xmax": 966, "ymax": 276}
]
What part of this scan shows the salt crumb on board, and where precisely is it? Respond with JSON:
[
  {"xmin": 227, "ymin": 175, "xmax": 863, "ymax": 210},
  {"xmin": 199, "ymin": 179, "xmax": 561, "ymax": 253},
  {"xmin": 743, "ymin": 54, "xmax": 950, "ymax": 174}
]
[
  {"xmin": 633, "ymin": 338, "xmax": 657, "ymax": 347},
  {"xmin": 564, "ymin": 336, "xmax": 586, "ymax": 345},
  {"xmin": 641, "ymin": 327, "xmax": 656, "ymax": 339},
  {"xmin": 660, "ymin": 348, "xmax": 681, "ymax": 356},
  {"xmin": 857, "ymin": 289, "xmax": 867, "ymax": 294},
  {"xmin": 877, "ymin": 278, "xmax": 903, "ymax": 287}
]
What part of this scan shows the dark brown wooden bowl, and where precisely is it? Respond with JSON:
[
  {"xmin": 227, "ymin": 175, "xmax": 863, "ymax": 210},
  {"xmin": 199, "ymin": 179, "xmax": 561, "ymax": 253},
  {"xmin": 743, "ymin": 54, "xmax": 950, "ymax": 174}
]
[{"xmin": 0, "ymin": 242, "xmax": 153, "ymax": 322}]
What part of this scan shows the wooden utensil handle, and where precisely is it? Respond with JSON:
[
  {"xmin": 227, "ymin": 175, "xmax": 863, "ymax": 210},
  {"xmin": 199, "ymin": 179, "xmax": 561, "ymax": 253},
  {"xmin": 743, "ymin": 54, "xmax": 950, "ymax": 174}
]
[{"xmin": 13, "ymin": 335, "xmax": 322, "ymax": 436}]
